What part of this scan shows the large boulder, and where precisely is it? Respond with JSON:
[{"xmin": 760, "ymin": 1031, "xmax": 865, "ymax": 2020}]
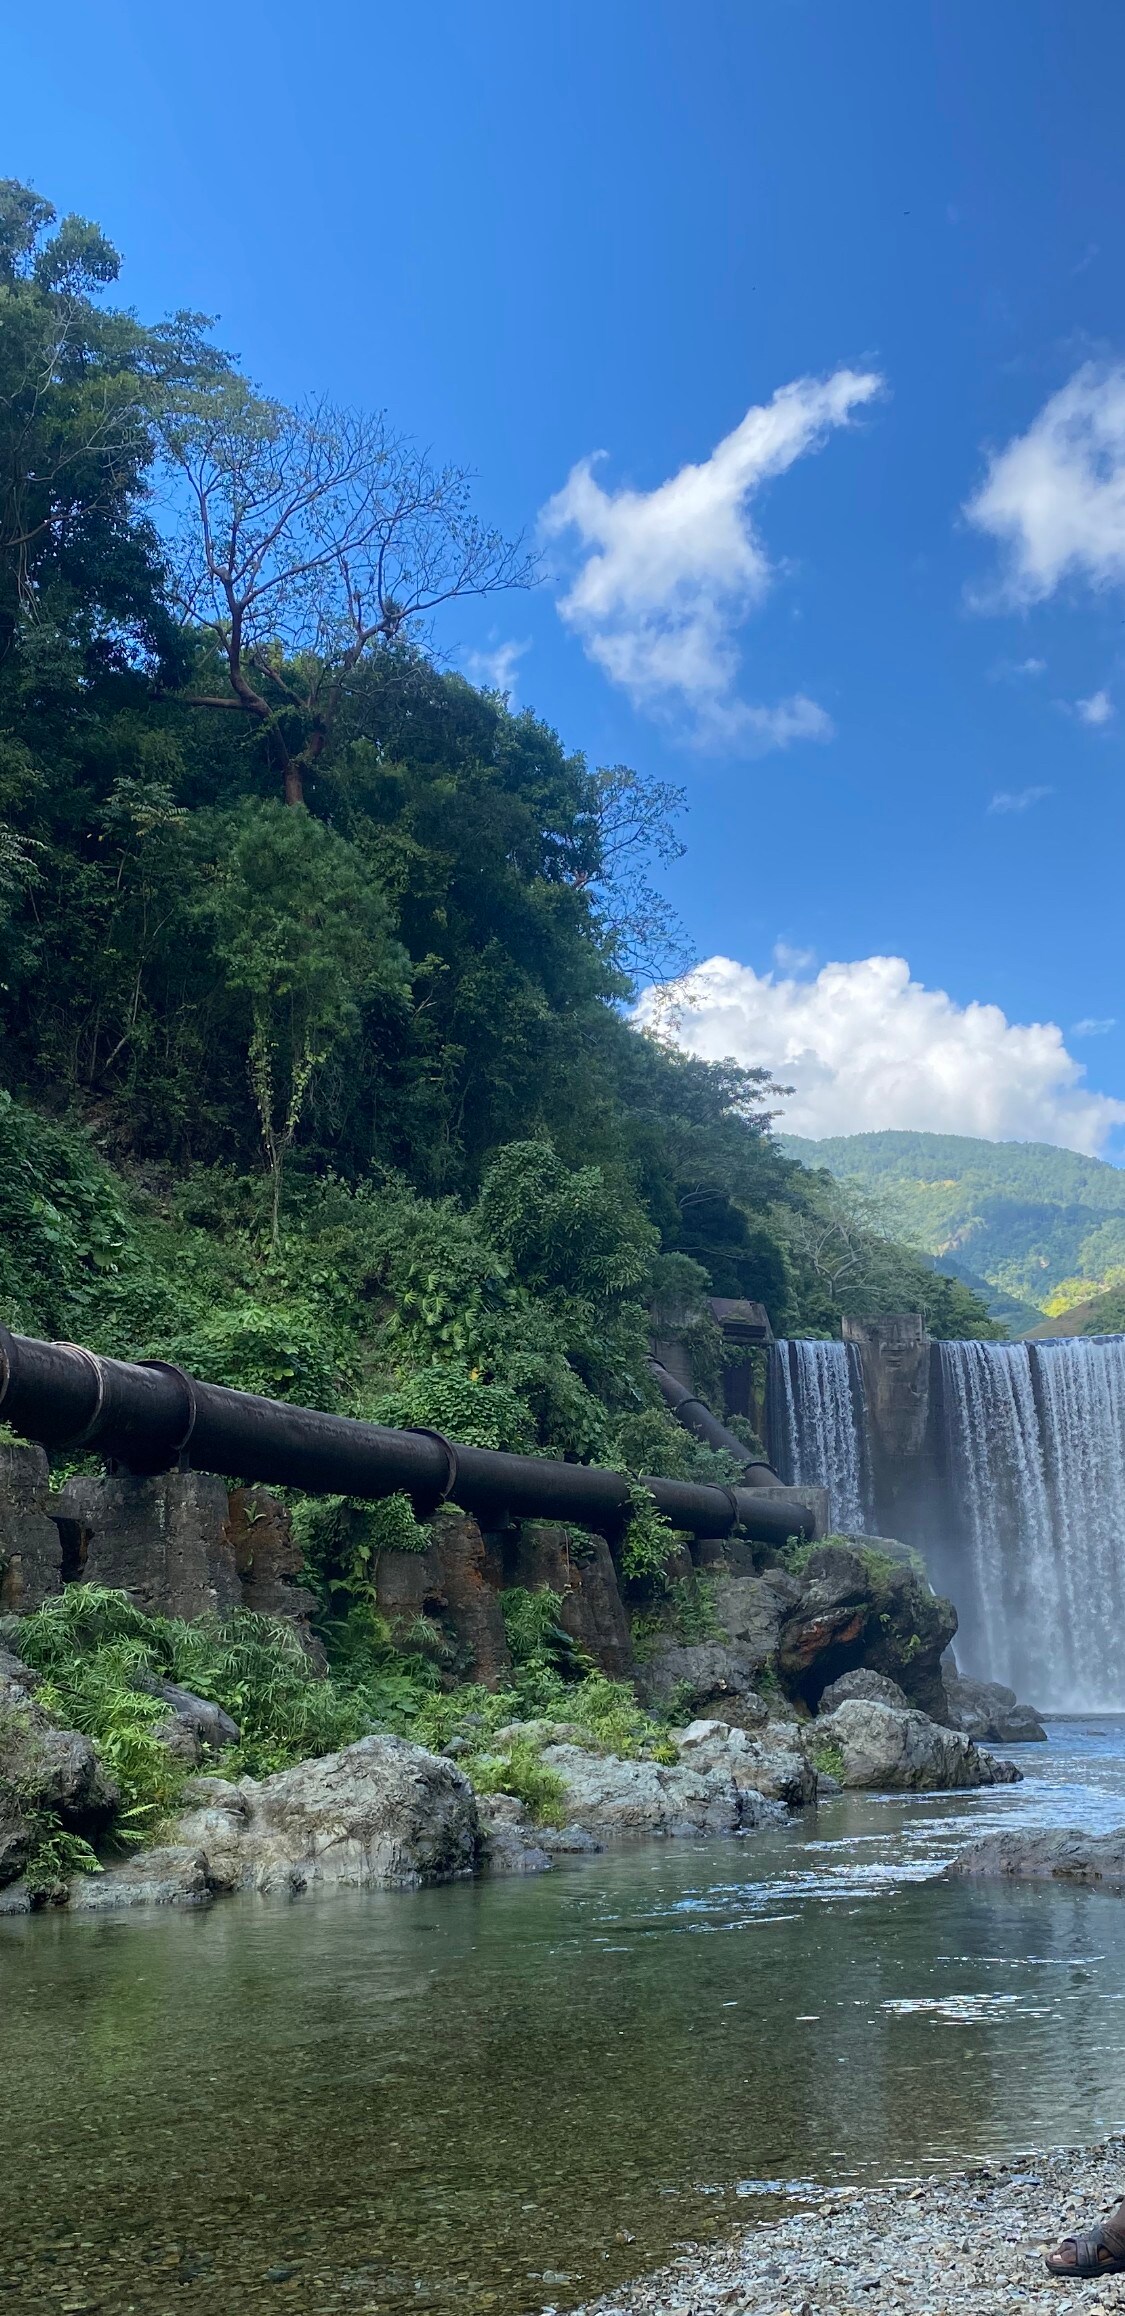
[
  {"xmin": 538, "ymin": 1728, "xmax": 791, "ymax": 1841},
  {"xmin": 942, "ymin": 1671, "xmax": 1047, "ymax": 1745},
  {"xmin": 635, "ymin": 1641, "xmax": 770, "ymax": 1731},
  {"xmin": 0, "ymin": 1790, "xmax": 30, "ymax": 1888},
  {"xmin": 947, "ymin": 1829, "xmax": 1125, "ymax": 1889},
  {"xmin": 68, "ymin": 1846, "xmax": 214, "ymax": 1911},
  {"xmin": 134, "ymin": 1675, "xmax": 241, "ymax": 1768},
  {"xmin": 777, "ymin": 1544, "xmax": 957, "ymax": 1719},
  {"xmin": 3, "ymin": 1844, "xmax": 216, "ymax": 1915},
  {"xmin": 171, "ymin": 1736, "xmax": 480, "ymax": 1895},
  {"xmin": 819, "ymin": 1668, "xmax": 909, "ymax": 1714},
  {"xmin": 475, "ymin": 1793, "xmax": 601, "ymax": 1875},
  {"xmin": 812, "ymin": 1699, "xmax": 1020, "ymax": 1791},
  {"xmin": 476, "ymin": 1793, "xmax": 554, "ymax": 1874},
  {"xmin": 0, "ymin": 1643, "xmax": 39, "ymax": 1707},
  {"xmin": 675, "ymin": 1717, "xmax": 817, "ymax": 1808}
]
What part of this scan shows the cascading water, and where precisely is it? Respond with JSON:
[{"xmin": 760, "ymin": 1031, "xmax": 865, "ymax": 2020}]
[
  {"xmin": 770, "ymin": 1339, "xmax": 871, "ymax": 1534},
  {"xmin": 773, "ymin": 1328, "xmax": 1125, "ymax": 1712},
  {"xmin": 940, "ymin": 1336, "xmax": 1125, "ymax": 1711}
]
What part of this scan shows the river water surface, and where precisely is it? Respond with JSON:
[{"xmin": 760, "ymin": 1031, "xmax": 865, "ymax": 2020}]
[{"xmin": 4, "ymin": 1721, "xmax": 1125, "ymax": 2316}]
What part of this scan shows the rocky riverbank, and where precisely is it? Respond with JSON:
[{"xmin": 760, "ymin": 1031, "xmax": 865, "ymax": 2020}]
[
  {"xmin": 571, "ymin": 2138, "xmax": 1125, "ymax": 2316},
  {"xmin": 0, "ymin": 1686, "xmax": 1022, "ymax": 1910},
  {"xmin": 0, "ymin": 1526, "xmax": 1038, "ymax": 1912}
]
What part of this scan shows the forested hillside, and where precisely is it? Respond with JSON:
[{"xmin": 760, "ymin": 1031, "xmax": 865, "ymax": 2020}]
[
  {"xmin": 0, "ymin": 176, "xmax": 999, "ymax": 1491},
  {"xmin": 780, "ymin": 1129, "xmax": 1125, "ymax": 1323}
]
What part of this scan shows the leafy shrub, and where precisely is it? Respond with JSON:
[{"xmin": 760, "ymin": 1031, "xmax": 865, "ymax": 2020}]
[
  {"xmin": 9, "ymin": 1587, "xmax": 439, "ymax": 1821},
  {"xmin": 500, "ymin": 1585, "xmax": 588, "ymax": 1676},
  {"xmin": 632, "ymin": 1573, "xmax": 721, "ymax": 1653},
  {"xmin": 411, "ymin": 1668, "xmax": 673, "ymax": 1763},
  {"xmin": 294, "ymin": 1492, "xmax": 434, "ymax": 1629},
  {"xmin": 0, "ymin": 1091, "xmax": 132, "ymax": 1338},
  {"xmin": 162, "ymin": 1303, "xmax": 340, "ymax": 1407},
  {"xmin": 35, "ymin": 1637, "xmax": 190, "ymax": 1832},
  {"xmin": 467, "ymin": 1737, "xmax": 569, "ymax": 1825},
  {"xmin": 476, "ymin": 1140, "xmax": 657, "ymax": 1300},
  {"xmin": 369, "ymin": 1365, "xmax": 536, "ymax": 1452},
  {"xmin": 565, "ymin": 1672, "xmax": 676, "ymax": 1759},
  {"xmin": 619, "ymin": 1482, "xmax": 681, "ymax": 1586},
  {"xmin": 23, "ymin": 1821, "xmax": 102, "ymax": 1895}
]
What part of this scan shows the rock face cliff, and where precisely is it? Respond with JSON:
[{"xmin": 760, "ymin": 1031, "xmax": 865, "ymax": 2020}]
[
  {"xmin": 776, "ymin": 1543, "xmax": 957, "ymax": 1718},
  {"xmin": 638, "ymin": 1543, "xmax": 957, "ymax": 1725}
]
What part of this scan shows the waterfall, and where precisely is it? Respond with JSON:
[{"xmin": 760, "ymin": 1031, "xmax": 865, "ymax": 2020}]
[
  {"xmin": 773, "ymin": 1329, "xmax": 1125, "ymax": 1711},
  {"xmin": 940, "ymin": 1337, "xmax": 1125, "ymax": 1712},
  {"xmin": 771, "ymin": 1339, "xmax": 871, "ymax": 1534}
]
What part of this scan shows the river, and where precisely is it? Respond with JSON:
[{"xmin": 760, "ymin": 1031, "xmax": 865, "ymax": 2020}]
[{"xmin": 4, "ymin": 1721, "xmax": 1125, "ymax": 2316}]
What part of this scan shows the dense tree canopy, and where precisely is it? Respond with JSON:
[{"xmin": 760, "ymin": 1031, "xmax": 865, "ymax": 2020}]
[{"xmin": 0, "ymin": 173, "xmax": 999, "ymax": 1463}]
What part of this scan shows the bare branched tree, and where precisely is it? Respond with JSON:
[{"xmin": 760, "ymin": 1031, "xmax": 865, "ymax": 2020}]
[
  {"xmin": 574, "ymin": 763, "xmax": 694, "ymax": 986},
  {"xmin": 159, "ymin": 380, "xmax": 535, "ymax": 803}
]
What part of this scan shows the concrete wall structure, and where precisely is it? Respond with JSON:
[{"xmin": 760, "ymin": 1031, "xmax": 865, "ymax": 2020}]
[
  {"xmin": 0, "ymin": 1444, "xmax": 62, "ymax": 1615},
  {"xmin": 841, "ymin": 1313, "xmax": 937, "ymax": 1543}
]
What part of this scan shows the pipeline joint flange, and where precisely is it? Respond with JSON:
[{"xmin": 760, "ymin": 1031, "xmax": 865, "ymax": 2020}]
[
  {"xmin": 52, "ymin": 1342, "xmax": 108, "ymax": 1449},
  {"xmin": 136, "ymin": 1359, "xmax": 199, "ymax": 1468},
  {"xmin": 403, "ymin": 1426, "xmax": 460, "ymax": 1519}
]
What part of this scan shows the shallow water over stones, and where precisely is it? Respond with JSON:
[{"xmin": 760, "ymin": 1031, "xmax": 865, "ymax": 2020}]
[{"xmin": 4, "ymin": 1720, "xmax": 1125, "ymax": 2316}]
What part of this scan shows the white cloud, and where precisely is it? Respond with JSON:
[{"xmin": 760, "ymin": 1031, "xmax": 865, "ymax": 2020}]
[
  {"xmin": 462, "ymin": 637, "xmax": 530, "ymax": 698},
  {"xmin": 701, "ymin": 693, "xmax": 836, "ymax": 751},
  {"xmin": 989, "ymin": 655, "xmax": 1046, "ymax": 683},
  {"xmin": 1074, "ymin": 1016, "xmax": 1117, "ymax": 1037},
  {"xmin": 773, "ymin": 938, "xmax": 817, "ymax": 973},
  {"xmin": 988, "ymin": 784, "xmax": 1052, "ymax": 813},
  {"xmin": 635, "ymin": 952, "xmax": 1125, "ymax": 1155},
  {"xmin": 966, "ymin": 363, "xmax": 1125, "ymax": 604},
  {"xmin": 1077, "ymin": 686, "xmax": 1114, "ymax": 725},
  {"xmin": 541, "ymin": 368, "xmax": 882, "ymax": 746}
]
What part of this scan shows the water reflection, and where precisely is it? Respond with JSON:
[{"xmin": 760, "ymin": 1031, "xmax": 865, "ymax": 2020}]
[{"xmin": 2, "ymin": 1722, "xmax": 1125, "ymax": 2316}]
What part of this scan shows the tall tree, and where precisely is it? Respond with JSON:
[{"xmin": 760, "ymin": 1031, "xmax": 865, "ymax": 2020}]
[
  {"xmin": 159, "ymin": 381, "xmax": 535, "ymax": 805},
  {"xmin": 208, "ymin": 799, "xmax": 408, "ymax": 1241},
  {"xmin": 575, "ymin": 762, "xmax": 692, "ymax": 986},
  {"xmin": 0, "ymin": 176, "xmax": 204, "ymax": 667}
]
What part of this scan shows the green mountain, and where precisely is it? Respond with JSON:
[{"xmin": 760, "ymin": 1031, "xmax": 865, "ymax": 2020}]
[{"xmin": 778, "ymin": 1129, "xmax": 1125, "ymax": 1324}]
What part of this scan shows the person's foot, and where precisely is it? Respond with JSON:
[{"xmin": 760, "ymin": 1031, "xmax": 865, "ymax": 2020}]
[{"xmin": 1045, "ymin": 2200, "xmax": 1125, "ymax": 2276}]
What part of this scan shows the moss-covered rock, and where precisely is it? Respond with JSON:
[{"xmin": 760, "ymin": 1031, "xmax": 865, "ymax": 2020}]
[{"xmin": 775, "ymin": 1542, "xmax": 957, "ymax": 1719}]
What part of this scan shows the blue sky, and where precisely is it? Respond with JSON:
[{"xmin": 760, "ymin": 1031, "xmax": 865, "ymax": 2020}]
[{"xmin": 8, "ymin": 0, "xmax": 1125, "ymax": 1154}]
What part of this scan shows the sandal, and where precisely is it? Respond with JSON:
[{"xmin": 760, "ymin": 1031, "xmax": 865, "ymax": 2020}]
[{"xmin": 1045, "ymin": 2218, "xmax": 1125, "ymax": 2277}]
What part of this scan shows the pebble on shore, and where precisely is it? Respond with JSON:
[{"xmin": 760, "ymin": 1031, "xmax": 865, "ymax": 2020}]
[{"xmin": 571, "ymin": 2138, "xmax": 1125, "ymax": 2316}]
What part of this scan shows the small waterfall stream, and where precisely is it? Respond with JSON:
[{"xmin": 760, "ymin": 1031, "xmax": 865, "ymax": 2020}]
[{"xmin": 770, "ymin": 1339, "xmax": 870, "ymax": 1534}]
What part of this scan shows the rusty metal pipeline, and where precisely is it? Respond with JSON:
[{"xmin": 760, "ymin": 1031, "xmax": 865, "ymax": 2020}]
[
  {"xmin": 646, "ymin": 1357, "xmax": 781, "ymax": 1484},
  {"xmin": 0, "ymin": 1329, "xmax": 824, "ymax": 1548}
]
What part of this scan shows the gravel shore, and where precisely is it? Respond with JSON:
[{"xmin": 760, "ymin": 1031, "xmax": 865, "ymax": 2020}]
[{"xmin": 570, "ymin": 2138, "xmax": 1125, "ymax": 2316}]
